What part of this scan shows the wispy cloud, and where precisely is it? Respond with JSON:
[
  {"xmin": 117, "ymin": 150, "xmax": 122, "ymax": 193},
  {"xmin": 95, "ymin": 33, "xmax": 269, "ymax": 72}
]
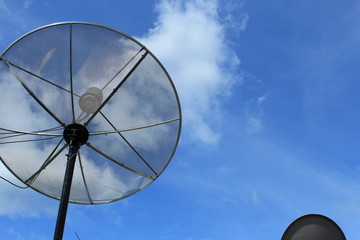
[
  {"xmin": 0, "ymin": 0, "xmax": 11, "ymax": 15},
  {"xmin": 245, "ymin": 92, "xmax": 271, "ymax": 134},
  {"xmin": 220, "ymin": 0, "xmax": 249, "ymax": 34},
  {"xmin": 0, "ymin": 0, "xmax": 39, "ymax": 48},
  {"xmin": 23, "ymin": 0, "xmax": 33, "ymax": 9}
]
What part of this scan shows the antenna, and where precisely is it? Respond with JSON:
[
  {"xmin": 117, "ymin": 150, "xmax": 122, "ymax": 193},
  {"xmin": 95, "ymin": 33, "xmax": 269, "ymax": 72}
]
[
  {"xmin": 282, "ymin": 214, "xmax": 346, "ymax": 240},
  {"xmin": 0, "ymin": 22, "xmax": 181, "ymax": 239}
]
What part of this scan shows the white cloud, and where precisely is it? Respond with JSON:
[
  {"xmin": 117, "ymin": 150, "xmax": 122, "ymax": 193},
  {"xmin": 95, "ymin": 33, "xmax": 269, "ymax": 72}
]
[
  {"xmin": 0, "ymin": 164, "xmax": 56, "ymax": 218},
  {"xmin": 137, "ymin": 0, "xmax": 244, "ymax": 145}
]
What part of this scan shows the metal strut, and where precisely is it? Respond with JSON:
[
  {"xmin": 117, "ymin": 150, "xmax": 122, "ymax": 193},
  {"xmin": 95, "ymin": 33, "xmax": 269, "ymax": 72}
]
[{"xmin": 54, "ymin": 124, "xmax": 89, "ymax": 240}]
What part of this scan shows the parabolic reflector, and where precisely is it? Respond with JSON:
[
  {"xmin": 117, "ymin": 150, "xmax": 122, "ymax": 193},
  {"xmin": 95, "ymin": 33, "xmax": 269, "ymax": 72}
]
[
  {"xmin": 0, "ymin": 22, "xmax": 182, "ymax": 204},
  {"xmin": 282, "ymin": 214, "xmax": 346, "ymax": 240}
]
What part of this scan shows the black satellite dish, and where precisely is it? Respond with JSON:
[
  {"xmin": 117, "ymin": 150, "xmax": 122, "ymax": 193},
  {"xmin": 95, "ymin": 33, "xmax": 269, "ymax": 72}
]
[
  {"xmin": 0, "ymin": 22, "xmax": 181, "ymax": 239},
  {"xmin": 282, "ymin": 214, "xmax": 346, "ymax": 240}
]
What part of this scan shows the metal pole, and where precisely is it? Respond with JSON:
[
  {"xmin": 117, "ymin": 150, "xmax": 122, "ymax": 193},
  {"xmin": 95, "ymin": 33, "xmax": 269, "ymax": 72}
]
[{"xmin": 54, "ymin": 144, "xmax": 79, "ymax": 240}]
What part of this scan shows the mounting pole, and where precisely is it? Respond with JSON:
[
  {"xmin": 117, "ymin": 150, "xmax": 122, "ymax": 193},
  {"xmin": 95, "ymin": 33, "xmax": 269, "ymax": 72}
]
[
  {"xmin": 54, "ymin": 124, "xmax": 89, "ymax": 240},
  {"xmin": 54, "ymin": 144, "xmax": 79, "ymax": 240}
]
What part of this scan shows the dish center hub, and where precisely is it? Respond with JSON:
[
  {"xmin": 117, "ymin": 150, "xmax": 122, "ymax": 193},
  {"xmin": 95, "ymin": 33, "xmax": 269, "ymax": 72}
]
[{"xmin": 63, "ymin": 123, "xmax": 89, "ymax": 146}]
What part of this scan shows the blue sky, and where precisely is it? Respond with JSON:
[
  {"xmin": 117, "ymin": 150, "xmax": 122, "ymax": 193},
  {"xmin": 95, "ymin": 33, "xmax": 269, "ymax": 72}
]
[{"xmin": 1, "ymin": 0, "xmax": 360, "ymax": 239}]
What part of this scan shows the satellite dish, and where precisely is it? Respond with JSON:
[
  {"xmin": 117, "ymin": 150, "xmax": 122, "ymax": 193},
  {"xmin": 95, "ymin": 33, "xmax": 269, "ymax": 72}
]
[
  {"xmin": 282, "ymin": 214, "xmax": 346, "ymax": 240},
  {"xmin": 0, "ymin": 22, "xmax": 181, "ymax": 239}
]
